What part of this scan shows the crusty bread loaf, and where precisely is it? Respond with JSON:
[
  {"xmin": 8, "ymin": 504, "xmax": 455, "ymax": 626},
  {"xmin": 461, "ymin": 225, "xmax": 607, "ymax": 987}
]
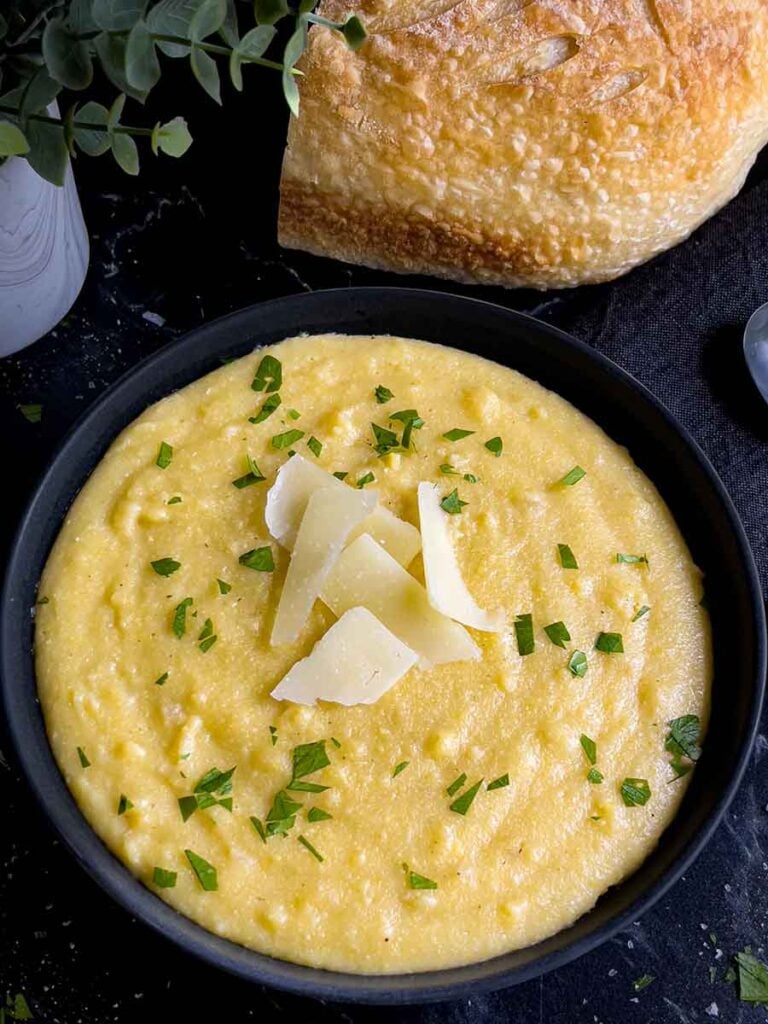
[{"xmin": 279, "ymin": 1, "xmax": 768, "ymax": 289}]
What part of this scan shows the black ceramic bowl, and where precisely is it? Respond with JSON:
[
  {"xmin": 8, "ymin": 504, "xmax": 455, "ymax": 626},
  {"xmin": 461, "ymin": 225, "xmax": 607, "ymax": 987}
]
[{"xmin": 2, "ymin": 288, "xmax": 765, "ymax": 1004}]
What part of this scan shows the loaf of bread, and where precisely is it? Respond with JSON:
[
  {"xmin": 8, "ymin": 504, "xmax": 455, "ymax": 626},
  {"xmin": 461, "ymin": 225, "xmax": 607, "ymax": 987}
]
[{"xmin": 279, "ymin": 1, "xmax": 768, "ymax": 289}]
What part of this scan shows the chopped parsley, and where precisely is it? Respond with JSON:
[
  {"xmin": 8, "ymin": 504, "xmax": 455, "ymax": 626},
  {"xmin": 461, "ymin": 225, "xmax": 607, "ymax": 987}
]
[
  {"xmin": 153, "ymin": 672, "xmax": 168, "ymax": 686},
  {"xmin": 559, "ymin": 466, "xmax": 586, "ymax": 486},
  {"xmin": 250, "ymin": 816, "xmax": 267, "ymax": 843},
  {"xmin": 198, "ymin": 618, "xmax": 217, "ymax": 653},
  {"xmin": 239, "ymin": 546, "xmax": 275, "ymax": 572},
  {"xmin": 587, "ymin": 767, "xmax": 604, "ymax": 784},
  {"xmin": 167, "ymin": 495, "xmax": 182, "ymax": 505},
  {"xmin": 375, "ymin": 385, "xmax": 394, "ymax": 404},
  {"xmin": 156, "ymin": 441, "xmax": 173, "ymax": 468},
  {"xmin": 389, "ymin": 409, "xmax": 424, "ymax": 450},
  {"xmin": 184, "ymin": 849, "xmax": 218, "ymax": 891},
  {"xmin": 36, "ymin": 596, "xmax": 49, "ymax": 606},
  {"xmin": 150, "ymin": 557, "xmax": 181, "ymax": 577},
  {"xmin": 665, "ymin": 715, "xmax": 701, "ymax": 778},
  {"xmin": 288, "ymin": 740, "xmax": 331, "ymax": 791},
  {"xmin": 152, "ymin": 866, "xmax": 177, "ymax": 888},
  {"xmin": 440, "ymin": 488, "xmax": 467, "ymax": 514},
  {"xmin": 736, "ymin": 949, "xmax": 768, "ymax": 1003},
  {"xmin": 250, "ymin": 392, "xmax": 282, "ymax": 424},
  {"xmin": 232, "ymin": 454, "xmax": 266, "ymax": 488},
  {"xmin": 330, "ymin": 737, "xmax": 342, "ymax": 749},
  {"xmin": 567, "ymin": 650, "xmax": 588, "ymax": 677},
  {"xmin": 307, "ymin": 807, "xmax": 332, "ymax": 823},
  {"xmin": 307, "ymin": 436, "xmax": 322, "ymax": 458},
  {"xmin": 443, "ymin": 428, "xmax": 475, "ymax": 441},
  {"xmin": 117, "ymin": 794, "xmax": 133, "ymax": 815},
  {"xmin": 487, "ymin": 774, "xmax": 509, "ymax": 791},
  {"xmin": 392, "ymin": 761, "xmax": 409, "ymax": 778},
  {"xmin": 464, "ymin": 473, "xmax": 478, "ymax": 483},
  {"xmin": 439, "ymin": 463, "xmax": 459, "ymax": 476},
  {"xmin": 407, "ymin": 868, "xmax": 438, "ymax": 890},
  {"xmin": 557, "ymin": 543, "xmax": 579, "ymax": 569},
  {"xmin": 4, "ymin": 993, "xmax": 32, "ymax": 1020},
  {"xmin": 265, "ymin": 789, "xmax": 302, "ymax": 836},
  {"xmin": 446, "ymin": 773, "xmax": 467, "ymax": 797},
  {"xmin": 514, "ymin": 613, "xmax": 535, "ymax": 656},
  {"xmin": 333, "ymin": 471, "xmax": 348, "ymax": 480},
  {"xmin": 269, "ymin": 725, "xmax": 278, "ymax": 746},
  {"xmin": 217, "ymin": 578, "xmax": 232, "ymax": 595},
  {"xmin": 484, "ymin": 436, "xmax": 503, "ymax": 456},
  {"xmin": 356, "ymin": 471, "xmax": 375, "ymax": 488},
  {"xmin": 632, "ymin": 605, "xmax": 651, "ymax": 622},
  {"xmin": 616, "ymin": 553, "xmax": 648, "ymax": 565},
  {"xmin": 544, "ymin": 621, "xmax": 571, "ymax": 648},
  {"xmin": 371, "ymin": 422, "xmax": 399, "ymax": 456},
  {"xmin": 251, "ymin": 353, "xmax": 282, "ymax": 393},
  {"xmin": 595, "ymin": 631, "xmax": 623, "ymax": 654},
  {"xmin": 287, "ymin": 408, "xmax": 301, "ymax": 420},
  {"xmin": 579, "ymin": 734, "xmax": 597, "ymax": 765},
  {"xmin": 297, "ymin": 834, "xmax": 324, "ymax": 862},
  {"xmin": 179, "ymin": 766, "xmax": 235, "ymax": 821},
  {"xmin": 77, "ymin": 746, "xmax": 90, "ymax": 768},
  {"xmin": 620, "ymin": 777, "xmax": 651, "ymax": 806},
  {"xmin": 633, "ymin": 974, "xmax": 655, "ymax": 992},
  {"xmin": 172, "ymin": 597, "xmax": 194, "ymax": 638},
  {"xmin": 271, "ymin": 428, "xmax": 304, "ymax": 450},
  {"xmin": 18, "ymin": 403, "xmax": 42, "ymax": 423},
  {"xmin": 449, "ymin": 778, "xmax": 483, "ymax": 815}
]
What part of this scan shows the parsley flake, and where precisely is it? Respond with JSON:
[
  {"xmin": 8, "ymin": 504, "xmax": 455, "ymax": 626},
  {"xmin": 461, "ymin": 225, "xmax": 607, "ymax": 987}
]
[
  {"xmin": 77, "ymin": 746, "xmax": 90, "ymax": 768},
  {"xmin": 665, "ymin": 715, "xmax": 701, "ymax": 778},
  {"xmin": 251, "ymin": 354, "xmax": 282, "ymax": 393},
  {"xmin": 153, "ymin": 672, "xmax": 169, "ymax": 686},
  {"xmin": 217, "ymin": 578, "xmax": 232, "ymax": 595},
  {"xmin": 446, "ymin": 773, "xmax": 467, "ymax": 797},
  {"xmin": 250, "ymin": 392, "xmax": 282, "ymax": 424},
  {"xmin": 307, "ymin": 806, "xmax": 332, "ymax": 822},
  {"xmin": 233, "ymin": 454, "xmax": 266, "ymax": 488},
  {"xmin": 736, "ymin": 949, "xmax": 768, "ymax": 1003},
  {"xmin": 152, "ymin": 866, "xmax": 177, "ymax": 888},
  {"xmin": 620, "ymin": 777, "xmax": 651, "ymax": 806},
  {"xmin": 239, "ymin": 547, "xmax": 274, "ymax": 572},
  {"xmin": 440, "ymin": 463, "xmax": 459, "ymax": 476},
  {"xmin": 375, "ymin": 385, "xmax": 394, "ymax": 404},
  {"xmin": 443, "ymin": 428, "xmax": 475, "ymax": 441},
  {"xmin": 449, "ymin": 778, "xmax": 483, "ymax": 815},
  {"xmin": 579, "ymin": 734, "xmax": 597, "ymax": 765},
  {"xmin": 440, "ymin": 488, "xmax": 467, "ymax": 514},
  {"xmin": 487, "ymin": 774, "xmax": 510, "ymax": 791},
  {"xmin": 150, "ymin": 557, "xmax": 181, "ymax": 577},
  {"xmin": 266, "ymin": 789, "xmax": 302, "ymax": 836},
  {"xmin": 333, "ymin": 471, "xmax": 348, "ymax": 480},
  {"xmin": 356, "ymin": 471, "xmax": 375, "ymax": 488},
  {"xmin": 184, "ymin": 849, "xmax": 218, "ymax": 891},
  {"xmin": 287, "ymin": 408, "xmax": 301, "ymax": 420},
  {"xmin": 172, "ymin": 597, "xmax": 193, "ymax": 638},
  {"xmin": 392, "ymin": 761, "xmax": 409, "ymax": 778},
  {"xmin": 484, "ymin": 436, "xmax": 503, "ymax": 456},
  {"xmin": 558, "ymin": 543, "xmax": 579, "ymax": 569},
  {"xmin": 616, "ymin": 553, "xmax": 649, "ymax": 565},
  {"xmin": 307, "ymin": 436, "xmax": 322, "ymax": 458},
  {"xmin": 269, "ymin": 725, "xmax": 278, "ymax": 746},
  {"xmin": 544, "ymin": 621, "xmax": 570, "ymax": 648},
  {"xmin": 595, "ymin": 631, "xmax": 623, "ymax": 653},
  {"xmin": 167, "ymin": 495, "xmax": 182, "ymax": 504},
  {"xmin": 117, "ymin": 794, "xmax": 133, "ymax": 815},
  {"xmin": 632, "ymin": 605, "xmax": 651, "ymax": 622},
  {"xmin": 272, "ymin": 428, "xmax": 304, "ymax": 450},
  {"xmin": 559, "ymin": 466, "xmax": 586, "ymax": 486},
  {"xmin": 298, "ymin": 834, "xmax": 324, "ymax": 862},
  {"xmin": 633, "ymin": 974, "xmax": 654, "ymax": 992},
  {"xmin": 156, "ymin": 441, "xmax": 173, "ymax": 468},
  {"xmin": 514, "ymin": 613, "xmax": 535, "ymax": 656},
  {"xmin": 407, "ymin": 869, "xmax": 438, "ymax": 890},
  {"xmin": 18, "ymin": 403, "xmax": 42, "ymax": 423},
  {"xmin": 198, "ymin": 618, "xmax": 217, "ymax": 653},
  {"xmin": 587, "ymin": 767, "xmax": 604, "ymax": 784},
  {"xmin": 372, "ymin": 422, "xmax": 400, "ymax": 456},
  {"xmin": 567, "ymin": 650, "xmax": 588, "ymax": 677},
  {"xmin": 250, "ymin": 816, "xmax": 267, "ymax": 843}
]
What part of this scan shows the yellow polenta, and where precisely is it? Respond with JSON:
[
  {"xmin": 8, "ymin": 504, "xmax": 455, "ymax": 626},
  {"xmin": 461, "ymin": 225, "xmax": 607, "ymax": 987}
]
[{"xmin": 35, "ymin": 334, "xmax": 710, "ymax": 973}]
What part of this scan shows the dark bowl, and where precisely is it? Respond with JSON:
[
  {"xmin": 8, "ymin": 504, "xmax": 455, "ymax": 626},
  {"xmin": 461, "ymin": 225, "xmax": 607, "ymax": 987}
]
[{"xmin": 1, "ymin": 288, "xmax": 765, "ymax": 1004}]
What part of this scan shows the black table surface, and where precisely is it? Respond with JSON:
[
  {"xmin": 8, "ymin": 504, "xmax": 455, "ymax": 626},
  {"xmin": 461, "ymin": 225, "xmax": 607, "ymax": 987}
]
[{"xmin": 2, "ymin": 70, "xmax": 768, "ymax": 1024}]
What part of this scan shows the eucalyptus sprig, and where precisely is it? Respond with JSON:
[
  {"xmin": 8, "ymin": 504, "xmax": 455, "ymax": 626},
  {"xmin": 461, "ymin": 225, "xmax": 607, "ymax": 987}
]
[{"xmin": 0, "ymin": 0, "xmax": 366, "ymax": 184}]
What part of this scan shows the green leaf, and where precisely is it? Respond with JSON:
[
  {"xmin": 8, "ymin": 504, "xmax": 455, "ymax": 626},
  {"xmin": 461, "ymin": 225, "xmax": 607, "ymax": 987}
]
[
  {"xmin": 150, "ymin": 557, "xmax": 181, "ymax": 577},
  {"xmin": 0, "ymin": 121, "xmax": 29, "ymax": 156},
  {"xmin": 111, "ymin": 132, "xmax": 140, "ymax": 175},
  {"xmin": 632, "ymin": 604, "xmax": 651, "ymax": 622},
  {"xmin": 147, "ymin": 0, "xmax": 196, "ymax": 56},
  {"xmin": 151, "ymin": 116, "xmax": 192, "ymax": 156},
  {"xmin": 567, "ymin": 650, "xmax": 588, "ymax": 677},
  {"xmin": 487, "ymin": 773, "xmax": 509, "ymax": 791},
  {"xmin": 407, "ymin": 869, "xmax": 438, "ymax": 890},
  {"xmin": 443, "ymin": 428, "xmax": 475, "ymax": 441},
  {"xmin": 74, "ymin": 101, "xmax": 111, "ymax": 156},
  {"xmin": 107, "ymin": 93, "xmax": 127, "ymax": 129},
  {"xmin": 665, "ymin": 715, "xmax": 701, "ymax": 762},
  {"xmin": 152, "ymin": 866, "xmax": 177, "ymax": 888},
  {"xmin": 255, "ymin": 0, "xmax": 290, "ymax": 25},
  {"xmin": 282, "ymin": 22, "xmax": 306, "ymax": 116},
  {"xmin": 446, "ymin": 773, "xmax": 467, "ymax": 796},
  {"xmin": 341, "ymin": 14, "xmax": 367, "ymax": 50},
  {"xmin": 736, "ymin": 949, "xmax": 768, "ymax": 1003},
  {"xmin": 514, "ymin": 613, "xmax": 534, "ymax": 656},
  {"xmin": 20, "ymin": 67, "xmax": 61, "ymax": 120},
  {"xmin": 440, "ymin": 488, "xmax": 467, "ymax": 514},
  {"xmin": 190, "ymin": 46, "xmax": 222, "ymax": 103},
  {"xmin": 291, "ymin": 740, "xmax": 330, "ymax": 782},
  {"xmin": 271, "ymin": 428, "xmax": 304, "ymax": 450},
  {"xmin": 559, "ymin": 465, "xmax": 586, "ymax": 486},
  {"xmin": 307, "ymin": 806, "xmax": 332, "ymax": 822},
  {"xmin": 544, "ymin": 620, "xmax": 570, "ymax": 648},
  {"xmin": 126, "ymin": 20, "xmax": 161, "ymax": 91},
  {"xmin": 238, "ymin": 546, "xmax": 274, "ymax": 571},
  {"xmin": 94, "ymin": 31, "xmax": 150, "ymax": 102},
  {"xmin": 230, "ymin": 24, "xmax": 277, "ymax": 89},
  {"xmin": 557, "ymin": 543, "xmax": 578, "ymax": 569},
  {"xmin": 392, "ymin": 760, "xmax": 409, "ymax": 778},
  {"xmin": 190, "ymin": 0, "xmax": 227, "ymax": 41},
  {"xmin": 68, "ymin": 0, "xmax": 100, "ymax": 33},
  {"xmin": 449, "ymin": 778, "xmax": 483, "ymax": 815},
  {"xmin": 6, "ymin": 994, "xmax": 32, "ymax": 1021},
  {"xmin": 579, "ymin": 733, "xmax": 597, "ymax": 765},
  {"xmin": 620, "ymin": 777, "xmax": 651, "ymax": 806},
  {"xmin": 587, "ymin": 767, "xmax": 603, "ymax": 784},
  {"xmin": 595, "ymin": 631, "xmax": 624, "ymax": 654},
  {"xmin": 93, "ymin": 0, "xmax": 147, "ymax": 31},
  {"xmin": 218, "ymin": 0, "xmax": 239, "ymax": 45},
  {"xmin": 18, "ymin": 403, "xmax": 42, "ymax": 422},
  {"xmin": 297, "ymin": 833, "xmax": 324, "ymax": 862},
  {"xmin": 184, "ymin": 848, "xmax": 218, "ymax": 890},
  {"xmin": 172, "ymin": 596, "xmax": 194, "ymax": 637},
  {"xmin": 156, "ymin": 440, "xmax": 173, "ymax": 468},
  {"xmin": 25, "ymin": 119, "xmax": 68, "ymax": 186},
  {"xmin": 484, "ymin": 436, "xmax": 503, "ymax": 457},
  {"xmin": 375, "ymin": 385, "xmax": 394, "ymax": 404},
  {"xmin": 42, "ymin": 17, "xmax": 94, "ymax": 90}
]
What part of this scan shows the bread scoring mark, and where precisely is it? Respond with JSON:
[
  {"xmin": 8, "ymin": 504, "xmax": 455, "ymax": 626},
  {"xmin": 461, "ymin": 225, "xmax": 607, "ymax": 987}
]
[
  {"xmin": 367, "ymin": 0, "xmax": 533, "ymax": 36},
  {"xmin": 483, "ymin": 34, "xmax": 580, "ymax": 87},
  {"xmin": 591, "ymin": 67, "xmax": 648, "ymax": 103}
]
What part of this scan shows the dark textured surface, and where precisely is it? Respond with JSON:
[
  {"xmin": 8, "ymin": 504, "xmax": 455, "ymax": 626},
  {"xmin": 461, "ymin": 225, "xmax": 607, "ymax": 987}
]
[{"xmin": 1, "ymin": 69, "xmax": 768, "ymax": 1023}]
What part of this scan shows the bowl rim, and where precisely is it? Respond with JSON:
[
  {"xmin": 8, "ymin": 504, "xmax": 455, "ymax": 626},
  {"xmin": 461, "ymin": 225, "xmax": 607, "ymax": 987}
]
[{"xmin": 1, "ymin": 285, "xmax": 765, "ymax": 1004}]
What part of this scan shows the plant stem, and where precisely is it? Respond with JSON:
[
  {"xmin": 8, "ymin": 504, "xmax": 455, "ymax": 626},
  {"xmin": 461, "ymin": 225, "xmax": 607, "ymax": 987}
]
[{"xmin": 0, "ymin": 105, "xmax": 152, "ymax": 136}]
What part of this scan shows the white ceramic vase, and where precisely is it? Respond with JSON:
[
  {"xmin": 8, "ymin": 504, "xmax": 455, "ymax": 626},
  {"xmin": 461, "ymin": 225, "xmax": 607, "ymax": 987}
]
[{"xmin": 0, "ymin": 154, "xmax": 89, "ymax": 357}]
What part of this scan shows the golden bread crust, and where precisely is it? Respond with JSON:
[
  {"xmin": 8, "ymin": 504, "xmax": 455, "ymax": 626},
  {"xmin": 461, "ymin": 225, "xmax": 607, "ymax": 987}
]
[{"xmin": 279, "ymin": 1, "xmax": 768, "ymax": 288}]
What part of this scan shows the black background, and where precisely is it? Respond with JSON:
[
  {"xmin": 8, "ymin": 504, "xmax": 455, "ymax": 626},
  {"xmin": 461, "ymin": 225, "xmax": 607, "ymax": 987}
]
[{"xmin": 1, "ymin": 51, "xmax": 768, "ymax": 1024}]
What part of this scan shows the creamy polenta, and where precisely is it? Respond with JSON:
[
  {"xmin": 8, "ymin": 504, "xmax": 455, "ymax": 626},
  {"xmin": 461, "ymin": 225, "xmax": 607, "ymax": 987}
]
[{"xmin": 36, "ymin": 334, "xmax": 710, "ymax": 973}]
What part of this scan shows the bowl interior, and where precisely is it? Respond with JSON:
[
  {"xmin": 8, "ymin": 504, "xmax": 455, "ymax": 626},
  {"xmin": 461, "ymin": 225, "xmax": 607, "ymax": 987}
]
[{"xmin": 1, "ymin": 287, "xmax": 764, "ymax": 1003}]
